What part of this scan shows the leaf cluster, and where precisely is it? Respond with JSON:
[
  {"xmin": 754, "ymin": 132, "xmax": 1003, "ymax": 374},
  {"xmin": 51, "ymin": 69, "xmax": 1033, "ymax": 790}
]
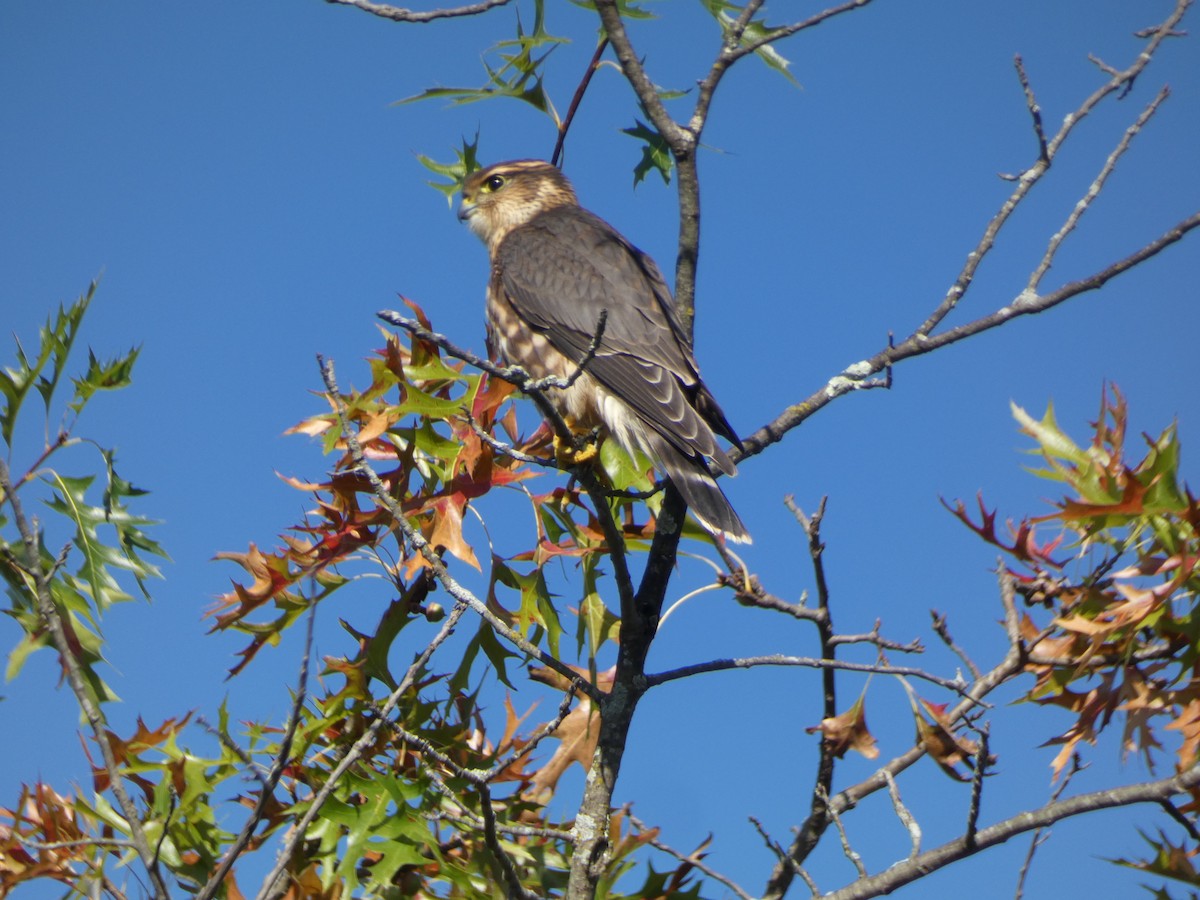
[{"xmin": 950, "ymin": 385, "xmax": 1200, "ymax": 891}]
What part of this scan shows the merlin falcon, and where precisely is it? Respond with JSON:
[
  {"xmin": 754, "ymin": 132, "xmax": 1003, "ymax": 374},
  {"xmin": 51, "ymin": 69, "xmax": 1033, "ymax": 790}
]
[{"xmin": 458, "ymin": 159, "xmax": 749, "ymax": 544}]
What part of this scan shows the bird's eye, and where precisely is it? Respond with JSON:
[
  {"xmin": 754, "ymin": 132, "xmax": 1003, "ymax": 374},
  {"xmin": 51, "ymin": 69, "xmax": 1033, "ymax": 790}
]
[{"xmin": 484, "ymin": 174, "xmax": 506, "ymax": 192}]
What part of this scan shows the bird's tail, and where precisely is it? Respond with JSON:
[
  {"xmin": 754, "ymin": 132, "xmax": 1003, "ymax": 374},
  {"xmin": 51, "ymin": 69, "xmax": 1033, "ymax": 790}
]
[{"xmin": 653, "ymin": 439, "xmax": 751, "ymax": 544}]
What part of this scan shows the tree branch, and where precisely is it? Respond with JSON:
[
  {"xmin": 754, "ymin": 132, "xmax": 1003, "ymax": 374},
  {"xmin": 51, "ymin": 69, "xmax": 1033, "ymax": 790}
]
[
  {"xmin": 257, "ymin": 597, "xmax": 470, "ymax": 900},
  {"xmin": 196, "ymin": 609, "xmax": 317, "ymax": 900},
  {"xmin": 825, "ymin": 763, "xmax": 1200, "ymax": 900},
  {"xmin": 738, "ymin": 0, "xmax": 1196, "ymax": 474},
  {"xmin": 762, "ymin": 569, "xmax": 1028, "ymax": 899},
  {"xmin": 374, "ymin": 312, "xmax": 636, "ymax": 629},
  {"xmin": 552, "ymin": 38, "xmax": 610, "ymax": 168},
  {"xmin": 318, "ymin": 353, "xmax": 599, "ymax": 698},
  {"xmin": 646, "ymin": 654, "xmax": 967, "ymax": 694},
  {"xmin": 324, "ymin": 0, "xmax": 513, "ymax": 24},
  {"xmin": 740, "ymin": 209, "xmax": 1200, "ymax": 464}
]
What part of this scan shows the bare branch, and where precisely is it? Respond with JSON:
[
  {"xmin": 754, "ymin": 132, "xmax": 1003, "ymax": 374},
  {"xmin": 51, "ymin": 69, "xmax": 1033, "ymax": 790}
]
[
  {"xmin": 740, "ymin": 209, "xmax": 1200, "ymax": 464},
  {"xmin": 1012, "ymin": 55, "xmax": 1049, "ymax": 166},
  {"xmin": 762, "ymin": 569, "xmax": 1028, "ymax": 899},
  {"xmin": 1014, "ymin": 753, "xmax": 1084, "ymax": 899},
  {"xmin": 831, "ymin": 621, "xmax": 924, "ymax": 655},
  {"xmin": 884, "ymin": 770, "xmax": 921, "ymax": 858},
  {"xmin": 646, "ymin": 653, "xmax": 969, "ymax": 694},
  {"xmin": 324, "ymin": 0, "xmax": 513, "ymax": 24},
  {"xmin": 1160, "ymin": 799, "xmax": 1200, "ymax": 842},
  {"xmin": 913, "ymin": 0, "xmax": 1189, "ymax": 339},
  {"xmin": 1026, "ymin": 85, "xmax": 1170, "ymax": 293},
  {"xmin": 965, "ymin": 725, "xmax": 991, "ymax": 848},
  {"xmin": 822, "ymin": 785, "xmax": 867, "ymax": 879},
  {"xmin": 751, "ymin": 816, "xmax": 819, "ymax": 897},
  {"xmin": 824, "ymin": 763, "xmax": 1200, "ymax": 900},
  {"xmin": 628, "ymin": 812, "xmax": 755, "ymax": 900},
  {"xmin": 717, "ymin": 569, "xmax": 822, "ymax": 622},
  {"xmin": 931, "ymin": 610, "xmax": 982, "ymax": 681},
  {"xmin": 552, "ymin": 38, "xmax": 610, "ymax": 168},
  {"xmin": 729, "ymin": 0, "xmax": 876, "ymax": 61}
]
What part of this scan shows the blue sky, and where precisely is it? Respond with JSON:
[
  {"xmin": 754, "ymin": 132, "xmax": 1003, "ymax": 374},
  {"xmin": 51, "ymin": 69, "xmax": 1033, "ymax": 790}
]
[{"xmin": 2, "ymin": 1, "xmax": 1198, "ymax": 897}]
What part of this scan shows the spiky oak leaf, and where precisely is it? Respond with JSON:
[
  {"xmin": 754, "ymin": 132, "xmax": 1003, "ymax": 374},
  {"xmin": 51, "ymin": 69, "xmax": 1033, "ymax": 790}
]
[
  {"xmin": 915, "ymin": 699, "xmax": 989, "ymax": 781},
  {"xmin": 1166, "ymin": 696, "xmax": 1200, "ymax": 770},
  {"xmin": 807, "ymin": 693, "xmax": 879, "ymax": 759},
  {"xmin": 1108, "ymin": 829, "xmax": 1200, "ymax": 889},
  {"xmin": 1040, "ymin": 680, "xmax": 1116, "ymax": 777},
  {"xmin": 526, "ymin": 665, "xmax": 615, "ymax": 799}
]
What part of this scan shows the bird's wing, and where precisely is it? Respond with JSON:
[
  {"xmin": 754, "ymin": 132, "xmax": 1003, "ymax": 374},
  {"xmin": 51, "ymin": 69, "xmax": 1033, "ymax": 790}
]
[
  {"xmin": 497, "ymin": 207, "xmax": 692, "ymax": 372},
  {"xmin": 496, "ymin": 206, "xmax": 732, "ymax": 469}
]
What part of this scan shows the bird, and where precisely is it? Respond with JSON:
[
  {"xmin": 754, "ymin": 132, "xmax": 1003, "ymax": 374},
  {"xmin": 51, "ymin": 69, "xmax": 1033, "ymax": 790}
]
[{"xmin": 457, "ymin": 159, "xmax": 749, "ymax": 544}]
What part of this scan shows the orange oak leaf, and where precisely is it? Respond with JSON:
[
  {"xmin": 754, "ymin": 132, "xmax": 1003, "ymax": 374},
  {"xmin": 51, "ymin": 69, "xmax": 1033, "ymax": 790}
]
[{"xmin": 807, "ymin": 694, "xmax": 879, "ymax": 759}]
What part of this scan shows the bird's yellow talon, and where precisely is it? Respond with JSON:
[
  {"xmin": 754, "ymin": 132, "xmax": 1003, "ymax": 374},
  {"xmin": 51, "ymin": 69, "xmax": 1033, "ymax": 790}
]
[{"xmin": 554, "ymin": 432, "xmax": 599, "ymax": 469}]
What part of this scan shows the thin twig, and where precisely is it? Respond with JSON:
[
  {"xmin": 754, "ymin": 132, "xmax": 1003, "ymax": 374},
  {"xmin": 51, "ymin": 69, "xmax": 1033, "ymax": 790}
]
[
  {"xmin": 484, "ymin": 683, "xmax": 580, "ymax": 782},
  {"xmin": 964, "ymin": 725, "xmax": 990, "ymax": 848},
  {"xmin": 931, "ymin": 611, "xmax": 982, "ymax": 681},
  {"xmin": 646, "ymin": 654, "xmax": 970, "ymax": 694},
  {"xmin": 628, "ymin": 813, "xmax": 754, "ymax": 900},
  {"xmin": 324, "ymin": 0, "xmax": 513, "ymax": 24},
  {"xmin": 552, "ymin": 38, "xmax": 610, "ymax": 168},
  {"xmin": 197, "ymin": 606, "xmax": 318, "ymax": 900},
  {"xmin": 1013, "ymin": 753, "xmax": 1084, "ymax": 899},
  {"xmin": 1026, "ymin": 85, "xmax": 1170, "ymax": 293},
  {"xmin": 1160, "ymin": 799, "xmax": 1200, "ymax": 842},
  {"xmin": 831, "ymin": 621, "xmax": 924, "ymax": 654},
  {"xmin": 751, "ymin": 816, "xmax": 819, "ymax": 897},
  {"xmin": 884, "ymin": 770, "xmax": 921, "ymax": 857},
  {"xmin": 1012, "ymin": 55, "xmax": 1048, "ymax": 166},
  {"xmin": 464, "ymin": 409, "xmax": 553, "ymax": 466},
  {"xmin": 318, "ymin": 353, "xmax": 600, "ymax": 700},
  {"xmin": 821, "ymin": 785, "xmax": 867, "ymax": 878},
  {"xmin": 390, "ymin": 726, "xmax": 539, "ymax": 900},
  {"xmin": 256, "ymin": 599, "xmax": 470, "ymax": 900}
]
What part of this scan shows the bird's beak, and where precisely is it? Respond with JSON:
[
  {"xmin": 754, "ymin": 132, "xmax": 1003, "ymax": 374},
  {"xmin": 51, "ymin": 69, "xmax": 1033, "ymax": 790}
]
[{"xmin": 457, "ymin": 198, "xmax": 476, "ymax": 223}]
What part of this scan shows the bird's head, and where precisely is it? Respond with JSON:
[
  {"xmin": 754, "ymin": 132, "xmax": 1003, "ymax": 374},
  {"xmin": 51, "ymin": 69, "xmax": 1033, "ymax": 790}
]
[{"xmin": 458, "ymin": 160, "xmax": 579, "ymax": 248}]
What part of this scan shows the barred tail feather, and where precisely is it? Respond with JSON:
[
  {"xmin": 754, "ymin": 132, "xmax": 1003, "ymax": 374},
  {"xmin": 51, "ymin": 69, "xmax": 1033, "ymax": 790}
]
[{"xmin": 655, "ymin": 442, "xmax": 751, "ymax": 544}]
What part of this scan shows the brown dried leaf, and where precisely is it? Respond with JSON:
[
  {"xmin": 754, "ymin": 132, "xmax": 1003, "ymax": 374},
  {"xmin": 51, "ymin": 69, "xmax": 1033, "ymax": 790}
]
[
  {"xmin": 807, "ymin": 693, "xmax": 879, "ymax": 759},
  {"xmin": 526, "ymin": 666, "xmax": 615, "ymax": 799},
  {"xmin": 915, "ymin": 699, "xmax": 983, "ymax": 781}
]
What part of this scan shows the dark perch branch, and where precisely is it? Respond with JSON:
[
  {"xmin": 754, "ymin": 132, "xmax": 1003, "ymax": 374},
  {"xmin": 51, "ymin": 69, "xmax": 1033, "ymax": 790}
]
[
  {"xmin": 552, "ymin": 38, "xmax": 610, "ymax": 168},
  {"xmin": 646, "ymin": 654, "xmax": 967, "ymax": 694}
]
